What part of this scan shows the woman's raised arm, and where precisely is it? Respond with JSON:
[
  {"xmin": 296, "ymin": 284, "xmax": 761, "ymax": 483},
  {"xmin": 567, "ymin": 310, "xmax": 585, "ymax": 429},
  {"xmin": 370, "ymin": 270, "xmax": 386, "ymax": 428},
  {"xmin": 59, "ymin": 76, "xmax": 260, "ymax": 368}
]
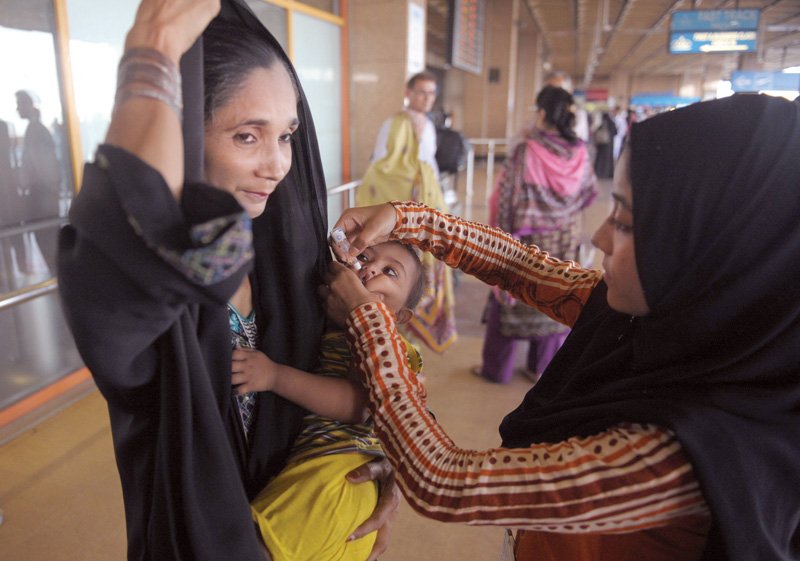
[{"xmin": 105, "ymin": 0, "xmax": 219, "ymax": 196}]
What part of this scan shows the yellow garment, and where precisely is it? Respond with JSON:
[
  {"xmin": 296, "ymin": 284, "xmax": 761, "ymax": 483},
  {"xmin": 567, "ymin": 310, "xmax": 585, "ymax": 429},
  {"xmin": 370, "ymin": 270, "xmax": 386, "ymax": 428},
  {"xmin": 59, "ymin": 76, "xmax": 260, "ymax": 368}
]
[
  {"xmin": 251, "ymin": 332, "xmax": 422, "ymax": 561},
  {"xmin": 357, "ymin": 114, "xmax": 457, "ymax": 353},
  {"xmin": 251, "ymin": 453, "xmax": 378, "ymax": 561},
  {"xmin": 357, "ymin": 113, "xmax": 445, "ymax": 209}
]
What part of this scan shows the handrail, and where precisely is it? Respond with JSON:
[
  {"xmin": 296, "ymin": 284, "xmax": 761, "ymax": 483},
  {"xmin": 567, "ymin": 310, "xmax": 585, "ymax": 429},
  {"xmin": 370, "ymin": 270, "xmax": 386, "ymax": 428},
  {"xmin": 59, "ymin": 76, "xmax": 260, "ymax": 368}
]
[
  {"xmin": 0, "ymin": 217, "xmax": 68, "ymax": 240},
  {"xmin": 464, "ymin": 138, "xmax": 508, "ymax": 220},
  {"xmin": 324, "ymin": 140, "xmax": 510, "ymax": 223},
  {"xmin": 0, "ymin": 279, "xmax": 58, "ymax": 312},
  {"xmin": 326, "ymin": 179, "xmax": 361, "ymax": 209}
]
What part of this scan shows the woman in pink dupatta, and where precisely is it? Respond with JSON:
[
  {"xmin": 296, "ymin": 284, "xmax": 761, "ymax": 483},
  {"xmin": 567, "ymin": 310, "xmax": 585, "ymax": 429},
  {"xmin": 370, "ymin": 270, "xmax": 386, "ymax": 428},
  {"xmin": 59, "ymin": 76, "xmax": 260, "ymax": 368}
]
[{"xmin": 475, "ymin": 85, "xmax": 597, "ymax": 384}]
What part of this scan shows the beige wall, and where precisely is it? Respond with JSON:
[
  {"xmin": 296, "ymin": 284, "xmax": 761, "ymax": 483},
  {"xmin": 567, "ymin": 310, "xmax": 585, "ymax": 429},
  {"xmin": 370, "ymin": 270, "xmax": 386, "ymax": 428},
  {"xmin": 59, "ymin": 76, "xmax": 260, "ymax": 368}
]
[
  {"xmin": 512, "ymin": 23, "xmax": 541, "ymax": 136},
  {"xmin": 441, "ymin": 0, "xmax": 542, "ymax": 141},
  {"xmin": 348, "ymin": 0, "xmax": 418, "ymax": 177},
  {"xmin": 460, "ymin": 0, "xmax": 515, "ymax": 139}
]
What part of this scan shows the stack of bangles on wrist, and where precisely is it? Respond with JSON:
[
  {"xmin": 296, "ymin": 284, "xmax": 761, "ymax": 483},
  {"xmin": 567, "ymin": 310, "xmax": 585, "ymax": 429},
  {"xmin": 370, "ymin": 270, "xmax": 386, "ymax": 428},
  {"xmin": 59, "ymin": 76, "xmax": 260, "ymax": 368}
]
[{"xmin": 115, "ymin": 47, "xmax": 182, "ymax": 118}]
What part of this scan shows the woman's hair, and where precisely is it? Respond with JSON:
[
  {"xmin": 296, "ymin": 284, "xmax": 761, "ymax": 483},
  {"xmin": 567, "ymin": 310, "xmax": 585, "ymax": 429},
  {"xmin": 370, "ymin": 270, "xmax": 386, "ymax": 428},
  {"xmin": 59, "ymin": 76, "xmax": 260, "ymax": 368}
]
[
  {"xmin": 536, "ymin": 85, "xmax": 578, "ymax": 144},
  {"xmin": 202, "ymin": 19, "xmax": 298, "ymax": 122}
]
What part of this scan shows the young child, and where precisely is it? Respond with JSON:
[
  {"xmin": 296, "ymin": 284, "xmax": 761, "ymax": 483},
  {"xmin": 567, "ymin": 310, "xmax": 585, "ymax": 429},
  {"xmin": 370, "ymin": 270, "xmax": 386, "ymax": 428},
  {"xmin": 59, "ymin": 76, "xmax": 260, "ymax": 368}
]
[{"xmin": 231, "ymin": 240, "xmax": 426, "ymax": 561}]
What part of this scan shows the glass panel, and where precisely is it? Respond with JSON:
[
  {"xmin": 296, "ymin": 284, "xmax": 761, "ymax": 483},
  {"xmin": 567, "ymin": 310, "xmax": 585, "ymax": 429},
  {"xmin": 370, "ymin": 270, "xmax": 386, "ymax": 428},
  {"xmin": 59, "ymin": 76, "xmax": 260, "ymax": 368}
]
[
  {"xmin": 0, "ymin": 292, "xmax": 84, "ymax": 410},
  {"xmin": 0, "ymin": 0, "xmax": 74, "ymax": 287},
  {"xmin": 246, "ymin": 0, "xmax": 288, "ymax": 51},
  {"xmin": 296, "ymin": 0, "xmax": 340, "ymax": 16},
  {"xmin": 292, "ymin": 12, "xmax": 342, "ymax": 224},
  {"xmin": 0, "ymin": 0, "xmax": 85, "ymax": 411},
  {"xmin": 67, "ymin": 0, "xmax": 138, "ymax": 163}
]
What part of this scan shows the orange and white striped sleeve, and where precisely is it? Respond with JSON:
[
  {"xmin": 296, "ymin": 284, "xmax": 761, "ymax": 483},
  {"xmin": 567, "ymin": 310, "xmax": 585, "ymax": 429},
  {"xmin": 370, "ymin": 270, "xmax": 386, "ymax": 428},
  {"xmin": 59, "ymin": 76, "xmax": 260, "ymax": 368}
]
[
  {"xmin": 346, "ymin": 302, "xmax": 709, "ymax": 532},
  {"xmin": 389, "ymin": 201, "xmax": 602, "ymax": 327}
]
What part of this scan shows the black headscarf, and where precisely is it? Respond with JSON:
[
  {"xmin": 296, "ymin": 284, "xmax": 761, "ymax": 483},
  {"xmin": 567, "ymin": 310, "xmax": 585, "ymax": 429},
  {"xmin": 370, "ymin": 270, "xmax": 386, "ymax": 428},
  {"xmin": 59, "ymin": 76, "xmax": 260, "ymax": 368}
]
[
  {"xmin": 182, "ymin": 1, "xmax": 330, "ymax": 495},
  {"xmin": 499, "ymin": 95, "xmax": 800, "ymax": 560}
]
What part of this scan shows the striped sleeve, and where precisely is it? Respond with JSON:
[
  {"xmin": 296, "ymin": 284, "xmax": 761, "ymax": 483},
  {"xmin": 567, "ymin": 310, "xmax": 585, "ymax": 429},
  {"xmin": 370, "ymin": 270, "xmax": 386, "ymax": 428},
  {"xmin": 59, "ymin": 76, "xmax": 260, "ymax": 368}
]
[
  {"xmin": 389, "ymin": 201, "xmax": 602, "ymax": 327},
  {"xmin": 346, "ymin": 302, "xmax": 709, "ymax": 532}
]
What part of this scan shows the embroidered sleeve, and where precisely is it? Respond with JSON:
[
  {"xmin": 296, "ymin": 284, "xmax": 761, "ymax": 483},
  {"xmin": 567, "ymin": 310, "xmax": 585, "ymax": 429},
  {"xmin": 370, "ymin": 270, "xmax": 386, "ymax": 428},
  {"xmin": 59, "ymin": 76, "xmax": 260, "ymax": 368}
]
[
  {"xmin": 389, "ymin": 201, "xmax": 601, "ymax": 327},
  {"xmin": 95, "ymin": 147, "xmax": 252, "ymax": 287},
  {"xmin": 346, "ymin": 302, "xmax": 709, "ymax": 532},
  {"xmin": 128, "ymin": 212, "xmax": 252, "ymax": 287}
]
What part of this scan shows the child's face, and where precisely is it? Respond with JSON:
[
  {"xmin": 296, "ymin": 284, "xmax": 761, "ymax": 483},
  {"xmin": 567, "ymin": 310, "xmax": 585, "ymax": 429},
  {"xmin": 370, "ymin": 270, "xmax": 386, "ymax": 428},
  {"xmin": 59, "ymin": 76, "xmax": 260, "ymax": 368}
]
[{"xmin": 355, "ymin": 242, "xmax": 419, "ymax": 315}]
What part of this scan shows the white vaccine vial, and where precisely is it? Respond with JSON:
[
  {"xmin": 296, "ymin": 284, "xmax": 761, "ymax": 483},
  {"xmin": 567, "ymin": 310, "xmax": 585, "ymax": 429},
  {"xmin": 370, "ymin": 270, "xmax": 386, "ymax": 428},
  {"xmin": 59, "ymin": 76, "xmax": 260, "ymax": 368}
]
[{"xmin": 330, "ymin": 228, "xmax": 361, "ymax": 270}]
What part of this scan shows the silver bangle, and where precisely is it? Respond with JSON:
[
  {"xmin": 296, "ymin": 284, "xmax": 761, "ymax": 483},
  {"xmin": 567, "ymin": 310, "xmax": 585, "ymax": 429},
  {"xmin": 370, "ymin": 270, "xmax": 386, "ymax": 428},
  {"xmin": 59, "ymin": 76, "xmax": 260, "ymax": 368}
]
[{"xmin": 115, "ymin": 47, "xmax": 182, "ymax": 118}]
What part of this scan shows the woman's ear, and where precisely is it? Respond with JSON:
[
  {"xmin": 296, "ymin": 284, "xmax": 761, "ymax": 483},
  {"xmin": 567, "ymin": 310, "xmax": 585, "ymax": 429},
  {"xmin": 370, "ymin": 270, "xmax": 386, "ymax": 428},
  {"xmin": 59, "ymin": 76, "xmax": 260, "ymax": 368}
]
[{"xmin": 396, "ymin": 308, "xmax": 413, "ymax": 325}]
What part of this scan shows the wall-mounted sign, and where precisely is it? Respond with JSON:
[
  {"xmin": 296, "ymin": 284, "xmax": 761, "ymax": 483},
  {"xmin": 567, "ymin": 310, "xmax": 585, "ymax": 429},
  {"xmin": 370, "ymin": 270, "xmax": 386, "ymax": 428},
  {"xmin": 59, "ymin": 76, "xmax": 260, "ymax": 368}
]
[
  {"xmin": 669, "ymin": 9, "xmax": 760, "ymax": 54},
  {"xmin": 731, "ymin": 71, "xmax": 800, "ymax": 93},
  {"xmin": 449, "ymin": 0, "xmax": 485, "ymax": 75},
  {"xmin": 407, "ymin": 3, "xmax": 426, "ymax": 75}
]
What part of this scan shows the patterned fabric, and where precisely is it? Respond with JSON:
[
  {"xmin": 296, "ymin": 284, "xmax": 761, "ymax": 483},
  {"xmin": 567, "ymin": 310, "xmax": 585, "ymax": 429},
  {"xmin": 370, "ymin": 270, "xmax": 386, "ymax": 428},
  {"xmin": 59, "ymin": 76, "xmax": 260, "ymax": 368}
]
[
  {"xmin": 128, "ymin": 212, "xmax": 253, "ymax": 287},
  {"xmin": 491, "ymin": 130, "xmax": 596, "ymax": 235},
  {"xmin": 343, "ymin": 202, "xmax": 708, "ymax": 534},
  {"xmin": 228, "ymin": 303, "xmax": 259, "ymax": 441},
  {"xmin": 286, "ymin": 331, "xmax": 422, "ymax": 465},
  {"xmin": 488, "ymin": 129, "xmax": 596, "ymax": 339},
  {"xmin": 493, "ymin": 227, "xmax": 579, "ymax": 338}
]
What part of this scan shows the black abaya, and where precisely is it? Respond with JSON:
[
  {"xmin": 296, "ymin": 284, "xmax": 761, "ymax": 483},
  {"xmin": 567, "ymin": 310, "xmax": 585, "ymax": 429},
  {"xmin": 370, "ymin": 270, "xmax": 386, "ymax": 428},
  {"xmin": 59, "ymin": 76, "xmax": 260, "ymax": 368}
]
[{"xmin": 58, "ymin": 1, "xmax": 330, "ymax": 559}]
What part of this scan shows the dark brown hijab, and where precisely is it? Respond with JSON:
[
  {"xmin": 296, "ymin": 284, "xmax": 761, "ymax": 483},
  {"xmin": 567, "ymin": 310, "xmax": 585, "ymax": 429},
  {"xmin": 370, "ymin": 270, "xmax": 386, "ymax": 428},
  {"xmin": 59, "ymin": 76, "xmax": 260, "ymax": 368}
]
[{"xmin": 500, "ymin": 95, "xmax": 800, "ymax": 560}]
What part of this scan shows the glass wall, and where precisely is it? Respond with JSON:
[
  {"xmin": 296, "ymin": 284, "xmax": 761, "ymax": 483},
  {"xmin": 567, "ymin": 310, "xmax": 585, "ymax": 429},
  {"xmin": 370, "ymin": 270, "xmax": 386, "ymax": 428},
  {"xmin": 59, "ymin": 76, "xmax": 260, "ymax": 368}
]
[
  {"xmin": 294, "ymin": 13, "xmax": 343, "ymax": 187},
  {"xmin": 246, "ymin": 0, "xmax": 288, "ymax": 49},
  {"xmin": 0, "ymin": 0, "xmax": 82, "ymax": 409},
  {"xmin": 67, "ymin": 0, "xmax": 137, "ymax": 162},
  {"xmin": 0, "ymin": 0, "xmax": 349, "ymax": 414}
]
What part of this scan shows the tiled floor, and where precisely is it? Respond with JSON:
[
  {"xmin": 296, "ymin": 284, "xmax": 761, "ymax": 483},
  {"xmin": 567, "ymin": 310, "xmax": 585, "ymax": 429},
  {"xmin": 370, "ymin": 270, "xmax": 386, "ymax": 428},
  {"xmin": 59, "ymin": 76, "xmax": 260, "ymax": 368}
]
[{"xmin": 0, "ymin": 168, "xmax": 612, "ymax": 561}]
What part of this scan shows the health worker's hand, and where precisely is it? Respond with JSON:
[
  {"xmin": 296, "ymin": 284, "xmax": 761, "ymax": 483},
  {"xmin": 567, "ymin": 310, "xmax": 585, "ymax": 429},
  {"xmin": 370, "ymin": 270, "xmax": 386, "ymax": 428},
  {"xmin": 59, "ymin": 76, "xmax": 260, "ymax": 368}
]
[
  {"xmin": 330, "ymin": 203, "xmax": 399, "ymax": 264},
  {"xmin": 346, "ymin": 458, "xmax": 402, "ymax": 561}
]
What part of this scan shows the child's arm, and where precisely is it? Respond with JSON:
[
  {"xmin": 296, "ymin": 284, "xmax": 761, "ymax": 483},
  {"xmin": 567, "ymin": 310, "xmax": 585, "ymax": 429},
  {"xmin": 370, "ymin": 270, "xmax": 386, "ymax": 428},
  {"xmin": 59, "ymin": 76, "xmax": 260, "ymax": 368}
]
[{"xmin": 232, "ymin": 347, "xmax": 369, "ymax": 424}]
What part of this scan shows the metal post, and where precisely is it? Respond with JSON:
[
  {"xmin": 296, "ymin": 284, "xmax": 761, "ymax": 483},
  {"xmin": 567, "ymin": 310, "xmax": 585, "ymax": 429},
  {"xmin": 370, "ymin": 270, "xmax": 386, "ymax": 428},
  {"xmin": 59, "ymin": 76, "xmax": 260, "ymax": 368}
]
[
  {"xmin": 485, "ymin": 140, "xmax": 496, "ymax": 205},
  {"xmin": 465, "ymin": 145, "xmax": 475, "ymax": 220}
]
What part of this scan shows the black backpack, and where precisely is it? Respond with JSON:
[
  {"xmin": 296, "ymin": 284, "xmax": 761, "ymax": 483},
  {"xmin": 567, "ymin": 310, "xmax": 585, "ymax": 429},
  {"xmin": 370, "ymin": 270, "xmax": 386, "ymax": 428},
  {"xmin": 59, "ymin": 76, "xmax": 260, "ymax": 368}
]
[{"xmin": 435, "ymin": 127, "xmax": 469, "ymax": 174}]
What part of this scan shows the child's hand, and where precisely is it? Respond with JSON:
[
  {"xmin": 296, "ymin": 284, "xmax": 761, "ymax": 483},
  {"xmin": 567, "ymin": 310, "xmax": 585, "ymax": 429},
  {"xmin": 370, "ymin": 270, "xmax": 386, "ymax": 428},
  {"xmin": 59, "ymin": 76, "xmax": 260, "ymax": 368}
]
[{"xmin": 231, "ymin": 348, "xmax": 276, "ymax": 394}]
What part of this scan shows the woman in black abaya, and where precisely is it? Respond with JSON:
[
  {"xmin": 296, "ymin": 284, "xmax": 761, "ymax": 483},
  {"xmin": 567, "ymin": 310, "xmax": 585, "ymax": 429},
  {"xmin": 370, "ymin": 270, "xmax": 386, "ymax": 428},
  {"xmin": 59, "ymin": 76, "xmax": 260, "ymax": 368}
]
[{"xmin": 59, "ymin": 1, "xmax": 394, "ymax": 559}]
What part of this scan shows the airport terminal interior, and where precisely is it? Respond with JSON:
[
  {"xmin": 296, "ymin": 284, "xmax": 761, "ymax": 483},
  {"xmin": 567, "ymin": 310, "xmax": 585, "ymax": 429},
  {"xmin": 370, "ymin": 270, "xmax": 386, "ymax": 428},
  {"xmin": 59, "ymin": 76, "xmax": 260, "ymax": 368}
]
[{"xmin": 1, "ymin": 0, "xmax": 799, "ymax": 559}]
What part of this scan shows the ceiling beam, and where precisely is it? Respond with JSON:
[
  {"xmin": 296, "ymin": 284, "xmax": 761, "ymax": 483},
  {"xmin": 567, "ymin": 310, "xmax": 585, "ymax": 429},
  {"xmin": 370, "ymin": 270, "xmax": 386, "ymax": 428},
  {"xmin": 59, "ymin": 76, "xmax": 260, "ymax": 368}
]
[{"xmin": 611, "ymin": 0, "xmax": 688, "ymax": 74}]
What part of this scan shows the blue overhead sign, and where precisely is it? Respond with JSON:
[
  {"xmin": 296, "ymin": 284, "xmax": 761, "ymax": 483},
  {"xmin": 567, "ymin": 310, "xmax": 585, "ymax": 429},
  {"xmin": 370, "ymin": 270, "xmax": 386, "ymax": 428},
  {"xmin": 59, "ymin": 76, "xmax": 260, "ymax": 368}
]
[
  {"xmin": 669, "ymin": 31, "xmax": 757, "ymax": 53},
  {"xmin": 629, "ymin": 94, "xmax": 700, "ymax": 108},
  {"xmin": 669, "ymin": 9, "xmax": 760, "ymax": 54},
  {"xmin": 731, "ymin": 71, "xmax": 800, "ymax": 92},
  {"xmin": 671, "ymin": 9, "xmax": 760, "ymax": 32}
]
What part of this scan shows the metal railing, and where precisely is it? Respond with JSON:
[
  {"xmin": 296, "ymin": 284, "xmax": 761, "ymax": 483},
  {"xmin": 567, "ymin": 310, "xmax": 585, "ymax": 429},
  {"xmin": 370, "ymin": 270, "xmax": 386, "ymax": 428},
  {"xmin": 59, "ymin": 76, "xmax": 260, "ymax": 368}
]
[
  {"xmin": 0, "ymin": 218, "xmax": 66, "ymax": 312},
  {"xmin": 0, "ymin": 217, "xmax": 67, "ymax": 240},
  {"xmin": 463, "ymin": 138, "xmax": 508, "ymax": 220},
  {"xmin": 326, "ymin": 179, "xmax": 361, "ymax": 209},
  {"xmin": 0, "ymin": 279, "xmax": 57, "ymax": 311},
  {"xmin": 323, "ymin": 138, "xmax": 510, "ymax": 222}
]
